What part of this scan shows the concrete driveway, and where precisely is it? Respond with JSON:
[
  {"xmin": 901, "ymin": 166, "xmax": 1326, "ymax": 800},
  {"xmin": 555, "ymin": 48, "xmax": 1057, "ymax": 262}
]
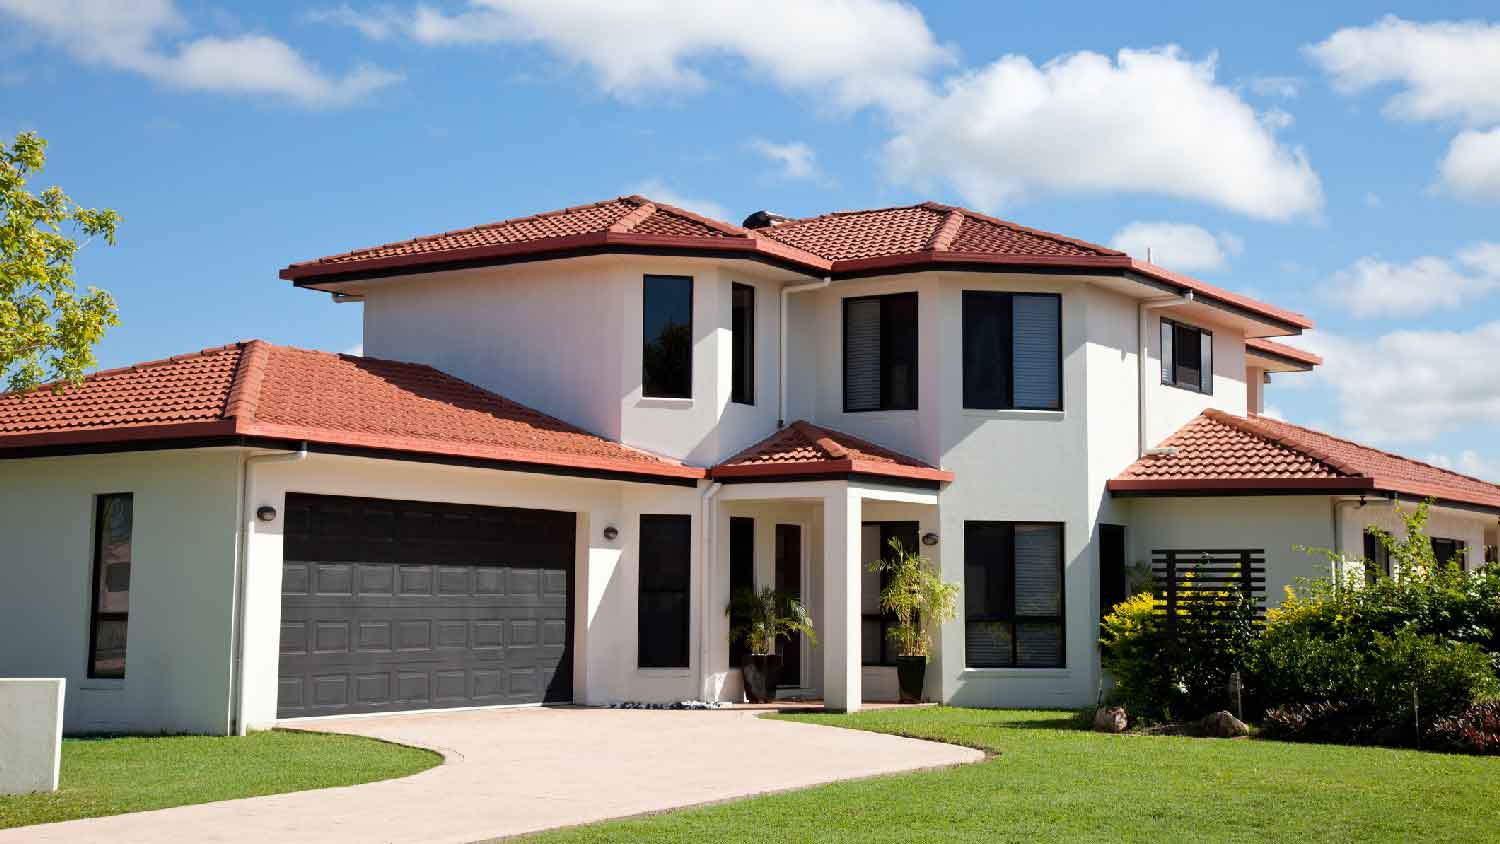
[{"xmin": 8, "ymin": 706, "xmax": 982, "ymax": 844}]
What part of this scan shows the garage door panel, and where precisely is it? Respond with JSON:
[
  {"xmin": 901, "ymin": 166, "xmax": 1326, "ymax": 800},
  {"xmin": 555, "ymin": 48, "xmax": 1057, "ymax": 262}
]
[{"xmin": 278, "ymin": 494, "xmax": 575, "ymax": 718}]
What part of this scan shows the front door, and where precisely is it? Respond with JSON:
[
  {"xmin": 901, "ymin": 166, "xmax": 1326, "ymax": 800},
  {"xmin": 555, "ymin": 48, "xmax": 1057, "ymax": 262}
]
[{"xmin": 775, "ymin": 524, "xmax": 802, "ymax": 688}]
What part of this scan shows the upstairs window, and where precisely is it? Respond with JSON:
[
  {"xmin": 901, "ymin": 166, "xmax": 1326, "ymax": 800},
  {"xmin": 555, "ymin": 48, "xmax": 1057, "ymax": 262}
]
[
  {"xmin": 643, "ymin": 275, "xmax": 693, "ymax": 399},
  {"xmin": 1160, "ymin": 318, "xmax": 1213, "ymax": 394},
  {"xmin": 962, "ymin": 291, "xmax": 1062, "ymax": 410},
  {"xmin": 89, "ymin": 493, "xmax": 133, "ymax": 678},
  {"xmin": 844, "ymin": 292, "xmax": 917, "ymax": 412},
  {"xmin": 731, "ymin": 283, "xmax": 755, "ymax": 405}
]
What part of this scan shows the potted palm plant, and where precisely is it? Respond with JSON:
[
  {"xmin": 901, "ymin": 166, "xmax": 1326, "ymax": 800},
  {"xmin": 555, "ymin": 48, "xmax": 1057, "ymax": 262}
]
[
  {"xmin": 873, "ymin": 538, "xmax": 961, "ymax": 703},
  {"xmin": 725, "ymin": 585, "xmax": 818, "ymax": 703}
]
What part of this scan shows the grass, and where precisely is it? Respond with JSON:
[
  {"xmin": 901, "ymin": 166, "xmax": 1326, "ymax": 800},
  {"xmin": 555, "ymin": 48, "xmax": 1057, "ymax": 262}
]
[
  {"xmin": 519, "ymin": 707, "xmax": 1500, "ymax": 844},
  {"xmin": 0, "ymin": 728, "xmax": 440, "ymax": 829}
]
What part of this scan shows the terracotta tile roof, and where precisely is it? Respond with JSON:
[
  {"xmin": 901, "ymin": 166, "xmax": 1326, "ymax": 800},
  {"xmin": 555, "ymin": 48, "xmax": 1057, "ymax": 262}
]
[
  {"xmin": 755, "ymin": 202, "xmax": 1121, "ymax": 262},
  {"xmin": 0, "ymin": 341, "xmax": 703, "ymax": 480},
  {"xmin": 1110, "ymin": 409, "xmax": 1500, "ymax": 511},
  {"xmin": 1246, "ymin": 337, "xmax": 1322, "ymax": 368},
  {"xmin": 280, "ymin": 196, "xmax": 1311, "ymax": 333},
  {"xmin": 712, "ymin": 420, "xmax": 953, "ymax": 483}
]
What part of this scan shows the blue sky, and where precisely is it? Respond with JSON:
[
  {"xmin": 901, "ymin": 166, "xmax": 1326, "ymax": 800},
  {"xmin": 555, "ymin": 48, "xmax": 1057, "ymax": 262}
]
[{"xmin": 3, "ymin": 1, "xmax": 1498, "ymax": 477}]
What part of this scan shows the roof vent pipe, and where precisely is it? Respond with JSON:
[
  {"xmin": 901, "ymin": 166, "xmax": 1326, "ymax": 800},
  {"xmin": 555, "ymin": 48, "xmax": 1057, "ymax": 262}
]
[{"xmin": 742, "ymin": 210, "xmax": 791, "ymax": 229}]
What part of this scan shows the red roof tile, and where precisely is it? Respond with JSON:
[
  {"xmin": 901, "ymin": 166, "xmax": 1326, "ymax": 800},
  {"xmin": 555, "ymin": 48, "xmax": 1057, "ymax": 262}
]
[
  {"xmin": 1110, "ymin": 409, "xmax": 1500, "ymax": 511},
  {"xmin": 1246, "ymin": 337, "xmax": 1322, "ymax": 368},
  {"xmin": 712, "ymin": 420, "xmax": 952, "ymax": 483},
  {"xmin": 280, "ymin": 196, "xmax": 1311, "ymax": 333},
  {"xmin": 0, "ymin": 342, "xmax": 703, "ymax": 480}
]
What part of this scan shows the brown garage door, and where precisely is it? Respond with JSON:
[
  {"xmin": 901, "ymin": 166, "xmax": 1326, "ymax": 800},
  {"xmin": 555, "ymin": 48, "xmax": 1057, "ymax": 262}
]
[{"xmin": 277, "ymin": 494, "xmax": 574, "ymax": 718}]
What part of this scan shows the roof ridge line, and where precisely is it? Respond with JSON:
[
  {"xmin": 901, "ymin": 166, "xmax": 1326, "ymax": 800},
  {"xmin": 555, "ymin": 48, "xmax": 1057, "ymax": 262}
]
[
  {"xmin": 1202, "ymin": 409, "xmax": 1365, "ymax": 478},
  {"xmin": 608, "ymin": 201, "xmax": 657, "ymax": 234},
  {"xmin": 927, "ymin": 208, "xmax": 965, "ymax": 252},
  {"xmin": 222, "ymin": 340, "xmax": 270, "ymax": 426},
  {"xmin": 1254, "ymin": 413, "xmax": 1500, "ymax": 494},
  {"xmin": 792, "ymin": 420, "xmax": 848, "ymax": 459}
]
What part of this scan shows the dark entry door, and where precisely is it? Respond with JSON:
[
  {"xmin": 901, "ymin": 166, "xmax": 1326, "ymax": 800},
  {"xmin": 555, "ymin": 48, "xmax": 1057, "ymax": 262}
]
[
  {"xmin": 1100, "ymin": 524, "xmax": 1127, "ymax": 620},
  {"xmin": 775, "ymin": 524, "xmax": 802, "ymax": 688},
  {"xmin": 277, "ymin": 494, "xmax": 575, "ymax": 718}
]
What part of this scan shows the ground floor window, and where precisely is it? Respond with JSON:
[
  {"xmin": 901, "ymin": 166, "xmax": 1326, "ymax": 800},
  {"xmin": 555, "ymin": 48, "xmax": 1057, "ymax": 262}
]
[
  {"xmin": 89, "ymin": 493, "xmax": 133, "ymax": 678},
  {"xmin": 964, "ymin": 521, "xmax": 1065, "ymax": 668},
  {"xmin": 639, "ymin": 514, "xmax": 691, "ymax": 668}
]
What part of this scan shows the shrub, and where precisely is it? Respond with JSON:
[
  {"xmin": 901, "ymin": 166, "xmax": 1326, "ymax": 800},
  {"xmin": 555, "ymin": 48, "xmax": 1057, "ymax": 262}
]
[
  {"xmin": 1261, "ymin": 701, "xmax": 1379, "ymax": 745},
  {"xmin": 1428, "ymin": 701, "xmax": 1500, "ymax": 755},
  {"xmin": 1363, "ymin": 628, "xmax": 1500, "ymax": 728},
  {"xmin": 1099, "ymin": 592, "xmax": 1171, "ymax": 720}
]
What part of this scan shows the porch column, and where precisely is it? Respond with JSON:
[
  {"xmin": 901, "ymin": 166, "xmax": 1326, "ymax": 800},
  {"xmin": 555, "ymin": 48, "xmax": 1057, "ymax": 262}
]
[{"xmin": 822, "ymin": 488, "xmax": 862, "ymax": 712}]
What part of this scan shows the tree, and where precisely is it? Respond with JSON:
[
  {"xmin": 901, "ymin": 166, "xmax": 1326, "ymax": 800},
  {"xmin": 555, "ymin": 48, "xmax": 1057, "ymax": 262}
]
[{"xmin": 1, "ymin": 131, "xmax": 120, "ymax": 393}]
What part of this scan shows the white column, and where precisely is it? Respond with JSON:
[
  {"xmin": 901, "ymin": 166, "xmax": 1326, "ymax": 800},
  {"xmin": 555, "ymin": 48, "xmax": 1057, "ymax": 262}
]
[{"xmin": 822, "ymin": 488, "xmax": 862, "ymax": 712}]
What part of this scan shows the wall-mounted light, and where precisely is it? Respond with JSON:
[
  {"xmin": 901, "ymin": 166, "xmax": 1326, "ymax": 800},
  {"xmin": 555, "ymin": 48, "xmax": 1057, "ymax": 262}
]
[
  {"xmin": 921, "ymin": 532, "xmax": 940, "ymax": 547},
  {"xmin": 256, "ymin": 506, "xmax": 278, "ymax": 523},
  {"xmin": 603, "ymin": 524, "xmax": 619, "ymax": 541}
]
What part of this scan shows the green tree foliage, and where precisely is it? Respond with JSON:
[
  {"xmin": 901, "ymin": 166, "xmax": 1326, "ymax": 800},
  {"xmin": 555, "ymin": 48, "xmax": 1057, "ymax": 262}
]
[
  {"xmin": 726, "ymin": 586, "xmax": 817, "ymax": 656},
  {"xmin": 1, "ymin": 131, "xmax": 119, "ymax": 393}
]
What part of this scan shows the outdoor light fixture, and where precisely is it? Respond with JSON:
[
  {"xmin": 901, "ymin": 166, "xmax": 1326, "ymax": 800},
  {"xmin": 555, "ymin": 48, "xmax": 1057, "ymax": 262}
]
[
  {"xmin": 255, "ymin": 506, "xmax": 277, "ymax": 523},
  {"xmin": 603, "ymin": 524, "xmax": 619, "ymax": 541},
  {"xmin": 921, "ymin": 532, "xmax": 940, "ymax": 546}
]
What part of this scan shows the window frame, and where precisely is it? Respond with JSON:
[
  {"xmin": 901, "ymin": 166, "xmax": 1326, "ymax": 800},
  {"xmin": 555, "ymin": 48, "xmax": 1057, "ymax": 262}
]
[
  {"xmin": 1160, "ymin": 317, "xmax": 1214, "ymax": 395},
  {"xmin": 961, "ymin": 290, "xmax": 1063, "ymax": 411},
  {"xmin": 642, "ymin": 274, "xmax": 694, "ymax": 400},
  {"xmin": 88, "ymin": 492, "xmax": 133, "ymax": 679},
  {"xmin": 842, "ymin": 291, "xmax": 919, "ymax": 413},
  {"xmin": 963, "ymin": 521, "xmax": 1067, "ymax": 670},
  {"xmin": 637, "ymin": 513, "xmax": 692, "ymax": 669},
  {"xmin": 730, "ymin": 282, "xmax": 755, "ymax": 406}
]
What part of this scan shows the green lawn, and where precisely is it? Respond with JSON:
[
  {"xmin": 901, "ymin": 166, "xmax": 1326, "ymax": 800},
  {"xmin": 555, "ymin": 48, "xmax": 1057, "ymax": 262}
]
[
  {"xmin": 520, "ymin": 708, "xmax": 1500, "ymax": 844},
  {"xmin": 0, "ymin": 729, "xmax": 440, "ymax": 829}
]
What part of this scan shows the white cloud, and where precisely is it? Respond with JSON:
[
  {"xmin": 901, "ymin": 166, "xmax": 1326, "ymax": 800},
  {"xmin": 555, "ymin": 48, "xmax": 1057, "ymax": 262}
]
[
  {"xmin": 1306, "ymin": 16, "xmax": 1500, "ymax": 126},
  {"xmin": 332, "ymin": 0, "xmax": 953, "ymax": 112},
  {"xmin": 0, "ymin": 0, "xmax": 400, "ymax": 107},
  {"xmin": 748, "ymin": 138, "xmax": 821, "ymax": 182},
  {"xmin": 306, "ymin": 4, "xmax": 400, "ymax": 41},
  {"xmin": 1424, "ymin": 450, "xmax": 1500, "ymax": 483},
  {"xmin": 882, "ymin": 47, "xmax": 1323, "ymax": 221},
  {"xmin": 1439, "ymin": 127, "xmax": 1500, "ymax": 202},
  {"xmin": 1245, "ymin": 75, "xmax": 1301, "ymax": 98},
  {"xmin": 1293, "ymin": 324, "xmax": 1500, "ymax": 444},
  {"xmin": 1109, "ymin": 221, "xmax": 1243, "ymax": 272},
  {"xmin": 629, "ymin": 179, "xmax": 729, "ymax": 222},
  {"xmin": 1319, "ymin": 242, "xmax": 1500, "ymax": 318}
]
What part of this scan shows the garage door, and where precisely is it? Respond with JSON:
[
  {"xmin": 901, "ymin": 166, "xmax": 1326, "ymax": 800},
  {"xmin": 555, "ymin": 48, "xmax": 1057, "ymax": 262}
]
[{"xmin": 277, "ymin": 494, "xmax": 575, "ymax": 718}]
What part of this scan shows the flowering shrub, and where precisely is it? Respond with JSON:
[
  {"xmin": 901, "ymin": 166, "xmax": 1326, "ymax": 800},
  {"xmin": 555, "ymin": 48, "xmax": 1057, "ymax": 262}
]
[{"xmin": 1428, "ymin": 701, "xmax": 1500, "ymax": 755}]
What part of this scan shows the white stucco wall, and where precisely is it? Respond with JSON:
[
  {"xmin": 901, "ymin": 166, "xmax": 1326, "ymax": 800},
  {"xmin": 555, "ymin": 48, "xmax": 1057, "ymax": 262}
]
[
  {"xmin": 0, "ymin": 449, "xmax": 241, "ymax": 734},
  {"xmin": 239, "ymin": 451, "xmax": 706, "ymax": 729}
]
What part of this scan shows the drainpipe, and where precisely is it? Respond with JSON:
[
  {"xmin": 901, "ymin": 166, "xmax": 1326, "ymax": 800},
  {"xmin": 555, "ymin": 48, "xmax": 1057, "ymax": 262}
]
[
  {"xmin": 779, "ymin": 277, "xmax": 832, "ymax": 428},
  {"xmin": 229, "ymin": 443, "xmax": 308, "ymax": 736},
  {"xmin": 697, "ymin": 481, "xmax": 723, "ymax": 701},
  {"xmin": 1138, "ymin": 291, "xmax": 1195, "ymax": 456}
]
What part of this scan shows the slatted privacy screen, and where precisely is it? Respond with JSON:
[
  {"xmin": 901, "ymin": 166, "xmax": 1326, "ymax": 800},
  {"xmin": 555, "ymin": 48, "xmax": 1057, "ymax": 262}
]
[{"xmin": 1150, "ymin": 549, "xmax": 1267, "ymax": 625}]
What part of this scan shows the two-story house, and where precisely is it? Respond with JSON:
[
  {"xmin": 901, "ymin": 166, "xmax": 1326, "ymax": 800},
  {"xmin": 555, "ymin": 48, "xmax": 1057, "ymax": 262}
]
[{"xmin": 3, "ymin": 196, "xmax": 1497, "ymax": 735}]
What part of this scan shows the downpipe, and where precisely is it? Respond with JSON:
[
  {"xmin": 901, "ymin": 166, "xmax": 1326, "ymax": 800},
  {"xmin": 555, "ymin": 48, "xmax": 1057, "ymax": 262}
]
[{"xmin": 229, "ymin": 443, "xmax": 308, "ymax": 735}]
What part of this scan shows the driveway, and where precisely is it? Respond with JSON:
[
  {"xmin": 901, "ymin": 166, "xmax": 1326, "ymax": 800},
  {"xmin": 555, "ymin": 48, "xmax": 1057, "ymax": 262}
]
[{"xmin": 8, "ymin": 706, "xmax": 982, "ymax": 844}]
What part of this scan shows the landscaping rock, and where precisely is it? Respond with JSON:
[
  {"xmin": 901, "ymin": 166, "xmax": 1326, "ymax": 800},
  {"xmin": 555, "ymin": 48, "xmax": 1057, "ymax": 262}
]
[
  {"xmin": 1200, "ymin": 710, "xmax": 1250, "ymax": 738},
  {"xmin": 1093, "ymin": 706, "xmax": 1128, "ymax": 733}
]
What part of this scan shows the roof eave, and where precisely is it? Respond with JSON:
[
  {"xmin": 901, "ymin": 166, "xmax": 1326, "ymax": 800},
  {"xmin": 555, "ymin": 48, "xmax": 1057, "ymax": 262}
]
[
  {"xmin": 1107, "ymin": 477, "xmax": 1376, "ymax": 495},
  {"xmin": 710, "ymin": 458, "xmax": 952, "ymax": 483}
]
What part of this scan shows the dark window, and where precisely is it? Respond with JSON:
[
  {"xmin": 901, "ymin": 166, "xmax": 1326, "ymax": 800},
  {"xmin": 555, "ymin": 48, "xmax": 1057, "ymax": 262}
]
[
  {"xmin": 89, "ymin": 493, "xmax": 133, "ymax": 678},
  {"xmin": 844, "ymin": 292, "xmax": 917, "ymax": 412},
  {"xmin": 964, "ymin": 522, "xmax": 1065, "ymax": 668},
  {"xmin": 643, "ymin": 275, "xmax": 693, "ymax": 398},
  {"xmin": 728, "ymin": 517, "xmax": 755, "ymax": 667},
  {"xmin": 1099, "ymin": 524, "xmax": 1126, "ymax": 621},
  {"xmin": 1363, "ymin": 531, "xmax": 1391, "ymax": 582},
  {"xmin": 1160, "ymin": 318, "xmax": 1213, "ymax": 394},
  {"xmin": 638, "ymin": 514, "xmax": 692, "ymax": 668},
  {"xmin": 862, "ymin": 522, "xmax": 918, "ymax": 666},
  {"xmin": 731, "ymin": 283, "xmax": 755, "ymax": 405},
  {"xmin": 962, "ymin": 292, "xmax": 1062, "ymax": 410},
  {"xmin": 1432, "ymin": 537, "xmax": 1466, "ymax": 570},
  {"xmin": 775, "ymin": 524, "xmax": 804, "ymax": 687}
]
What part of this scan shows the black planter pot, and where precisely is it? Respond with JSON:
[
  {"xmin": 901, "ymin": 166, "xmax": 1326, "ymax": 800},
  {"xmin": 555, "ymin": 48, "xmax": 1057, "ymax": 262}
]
[
  {"xmin": 895, "ymin": 655, "xmax": 927, "ymax": 704},
  {"xmin": 741, "ymin": 654, "xmax": 783, "ymax": 703}
]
